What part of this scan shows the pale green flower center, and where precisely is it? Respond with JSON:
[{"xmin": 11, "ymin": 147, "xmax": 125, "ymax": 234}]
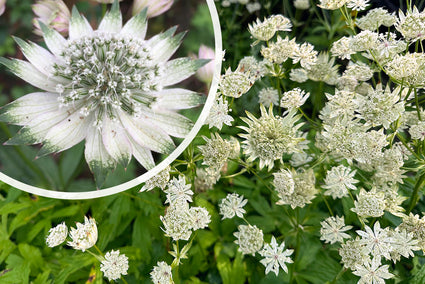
[{"xmin": 53, "ymin": 34, "xmax": 162, "ymax": 128}]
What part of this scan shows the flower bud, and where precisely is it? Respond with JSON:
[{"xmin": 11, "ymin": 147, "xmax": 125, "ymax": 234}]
[
  {"xmin": 32, "ymin": 0, "xmax": 70, "ymax": 36},
  {"xmin": 0, "ymin": 0, "xmax": 6, "ymax": 16},
  {"xmin": 196, "ymin": 45, "xmax": 215, "ymax": 84},
  {"xmin": 132, "ymin": 0, "xmax": 174, "ymax": 18}
]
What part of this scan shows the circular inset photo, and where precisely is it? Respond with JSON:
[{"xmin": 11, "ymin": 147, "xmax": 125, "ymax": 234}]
[{"xmin": 0, "ymin": 0, "xmax": 222, "ymax": 198}]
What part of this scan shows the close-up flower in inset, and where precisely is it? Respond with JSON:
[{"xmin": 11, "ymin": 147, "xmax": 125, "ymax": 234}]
[{"xmin": 0, "ymin": 1, "xmax": 208, "ymax": 188}]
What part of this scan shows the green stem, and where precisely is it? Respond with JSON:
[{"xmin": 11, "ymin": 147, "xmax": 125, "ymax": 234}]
[
  {"xmin": 395, "ymin": 132, "xmax": 422, "ymax": 161},
  {"xmin": 414, "ymin": 88, "xmax": 422, "ymax": 121},
  {"xmin": 330, "ymin": 267, "xmax": 347, "ymax": 284},
  {"xmin": 290, "ymin": 208, "xmax": 301, "ymax": 284},
  {"xmin": 320, "ymin": 192, "xmax": 334, "ymax": 216},
  {"xmin": 93, "ymin": 244, "xmax": 104, "ymax": 256},
  {"xmin": 407, "ymin": 172, "xmax": 425, "ymax": 214}
]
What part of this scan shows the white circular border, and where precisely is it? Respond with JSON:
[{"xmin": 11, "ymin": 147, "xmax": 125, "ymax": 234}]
[{"xmin": 0, "ymin": 0, "xmax": 222, "ymax": 199}]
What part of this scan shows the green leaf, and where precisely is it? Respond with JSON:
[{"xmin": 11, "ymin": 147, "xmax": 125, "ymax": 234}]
[
  {"xmin": 59, "ymin": 142, "xmax": 84, "ymax": 189},
  {"xmin": 18, "ymin": 243, "xmax": 45, "ymax": 272},
  {"xmin": 55, "ymin": 254, "xmax": 95, "ymax": 284},
  {"xmin": 132, "ymin": 215, "xmax": 152, "ymax": 263},
  {"xmin": 216, "ymin": 244, "xmax": 246, "ymax": 284},
  {"xmin": 0, "ymin": 261, "xmax": 30, "ymax": 284},
  {"xmin": 411, "ymin": 263, "xmax": 425, "ymax": 284},
  {"xmin": 32, "ymin": 270, "xmax": 53, "ymax": 284}
]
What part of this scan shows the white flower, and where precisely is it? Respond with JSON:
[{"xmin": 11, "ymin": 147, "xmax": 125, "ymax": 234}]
[
  {"xmin": 318, "ymin": 0, "xmax": 348, "ymax": 10},
  {"xmin": 100, "ymin": 250, "xmax": 129, "ymax": 281},
  {"xmin": 67, "ymin": 216, "xmax": 97, "ymax": 251},
  {"xmin": 46, "ymin": 222, "xmax": 68, "ymax": 247},
  {"xmin": 160, "ymin": 205, "xmax": 193, "ymax": 241},
  {"xmin": 189, "ymin": 206, "xmax": 211, "ymax": 230},
  {"xmin": 352, "ymin": 188, "xmax": 386, "ymax": 218},
  {"xmin": 219, "ymin": 68, "xmax": 253, "ymax": 98},
  {"xmin": 320, "ymin": 216, "xmax": 352, "ymax": 244},
  {"xmin": 0, "ymin": 2, "xmax": 207, "ymax": 188},
  {"xmin": 356, "ymin": 222, "xmax": 393, "ymax": 260},
  {"xmin": 248, "ymin": 15, "xmax": 292, "ymax": 43},
  {"xmin": 219, "ymin": 193, "xmax": 248, "ymax": 219},
  {"xmin": 280, "ymin": 88, "xmax": 310, "ymax": 110},
  {"xmin": 346, "ymin": 0, "xmax": 369, "ymax": 11},
  {"xmin": 390, "ymin": 229, "xmax": 420, "ymax": 260},
  {"xmin": 259, "ymin": 236, "xmax": 293, "ymax": 275},
  {"xmin": 294, "ymin": 0, "xmax": 310, "ymax": 10},
  {"xmin": 239, "ymin": 105, "xmax": 303, "ymax": 170},
  {"xmin": 323, "ymin": 165, "xmax": 358, "ymax": 199},
  {"xmin": 258, "ymin": 87, "xmax": 279, "ymax": 106},
  {"xmin": 198, "ymin": 133, "xmax": 232, "ymax": 170},
  {"xmin": 151, "ymin": 261, "xmax": 174, "ymax": 284},
  {"xmin": 205, "ymin": 95, "xmax": 233, "ymax": 130},
  {"xmin": 353, "ymin": 257, "xmax": 394, "ymax": 284},
  {"xmin": 291, "ymin": 42, "xmax": 318, "ymax": 69},
  {"xmin": 234, "ymin": 224, "xmax": 264, "ymax": 255},
  {"xmin": 140, "ymin": 165, "xmax": 171, "ymax": 192},
  {"xmin": 164, "ymin": 176, "xmax": 193, "ymax": 205}
]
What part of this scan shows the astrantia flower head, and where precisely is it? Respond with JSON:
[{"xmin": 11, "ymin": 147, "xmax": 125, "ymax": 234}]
[
  {"xmin": 346, "ymin": 0, "xmax": 369, "ymax": 11},
  {"xmin": 100, "ymin": 250, "xmax": 129, "ymax": 281},
  {"xmin": 353, "ymin": 257, "xmax": 394, "ymax": 284},
  {"xmin": 234, "ymin": 224, "xmax": 264, "ymax": 255},
  {"xmin": 352, "ymin": 188, "xmax": 386, "ymax": 218},
  {"xmin": 320, "ymin": 216, "xmax": 352, "ymax": 244},
  {"xmin": 323, "ymin": 165, "xmax": 358, "ymax": 199},
  {"xmin": 0, "ymin": 1, "xmax": 207, "ymax": 188},
  {"xmin": 280, "ymin": 88, "xmax": 310, "ymax": 110},
  {"xmin": 239, "ymin": 105, "xmax": 304, "ymax": 170},
  {"xmin": 67, "ymin": 216, "xmax": 97, "ymax": 251},
  {"xmin": 151, "ymin": 261, "xmax": 174, "ymax": 284},
  {"xmin": 140, "ymin": 165, "xmax": 171, "ymax": 192},
  {"xmin": 219, "ymin": 68, "xmax": 254, "ymax": 98},
  {"xmin": 396, "ymin": 6, "xmax": 425, "ymax": 42},
  {"xmin": 294, "ymin": 0, "xmax": 310, "ymax": 10},
  {"xmin": 198, "ymin": 133, "xmax": 232, "ymax": 171},
  {"xmin": 258, "ymin": 87, "xmax": 279, "ymax": 106},
  {"xmin": 259, "ymin": 236, "xmax": 293, "ymax": 275},
  {"xmin": 318, "ymin": 0, "xmax": 348, "ymax": 10},
  {"xmin": 205, "ymin": 95, "xmax": 234, "ymax": 130},
  {"xmin": 46, "ymin": 222, "xmax": 68, "ymax": 247},
  {"xmin": 219, "ymin": 193, "xmax": 248, "ymax": 219},
  {"xmin": 248, "ymin": 15, "xmax": 292, "ymax": 44},
  {"xmin": 164, "ymin": 175, "xmax": 193, "ymax": 206}
]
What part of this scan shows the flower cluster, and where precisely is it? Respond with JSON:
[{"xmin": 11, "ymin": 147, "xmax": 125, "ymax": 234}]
[{"xmin": 46, "ymin": 216, "xmax": 129, "ymax": 281}]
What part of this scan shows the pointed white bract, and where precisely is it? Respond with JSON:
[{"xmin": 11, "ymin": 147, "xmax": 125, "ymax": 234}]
[{"xmin": 0, "ymin": 1, "xmax": 207, "ymax": 187}]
